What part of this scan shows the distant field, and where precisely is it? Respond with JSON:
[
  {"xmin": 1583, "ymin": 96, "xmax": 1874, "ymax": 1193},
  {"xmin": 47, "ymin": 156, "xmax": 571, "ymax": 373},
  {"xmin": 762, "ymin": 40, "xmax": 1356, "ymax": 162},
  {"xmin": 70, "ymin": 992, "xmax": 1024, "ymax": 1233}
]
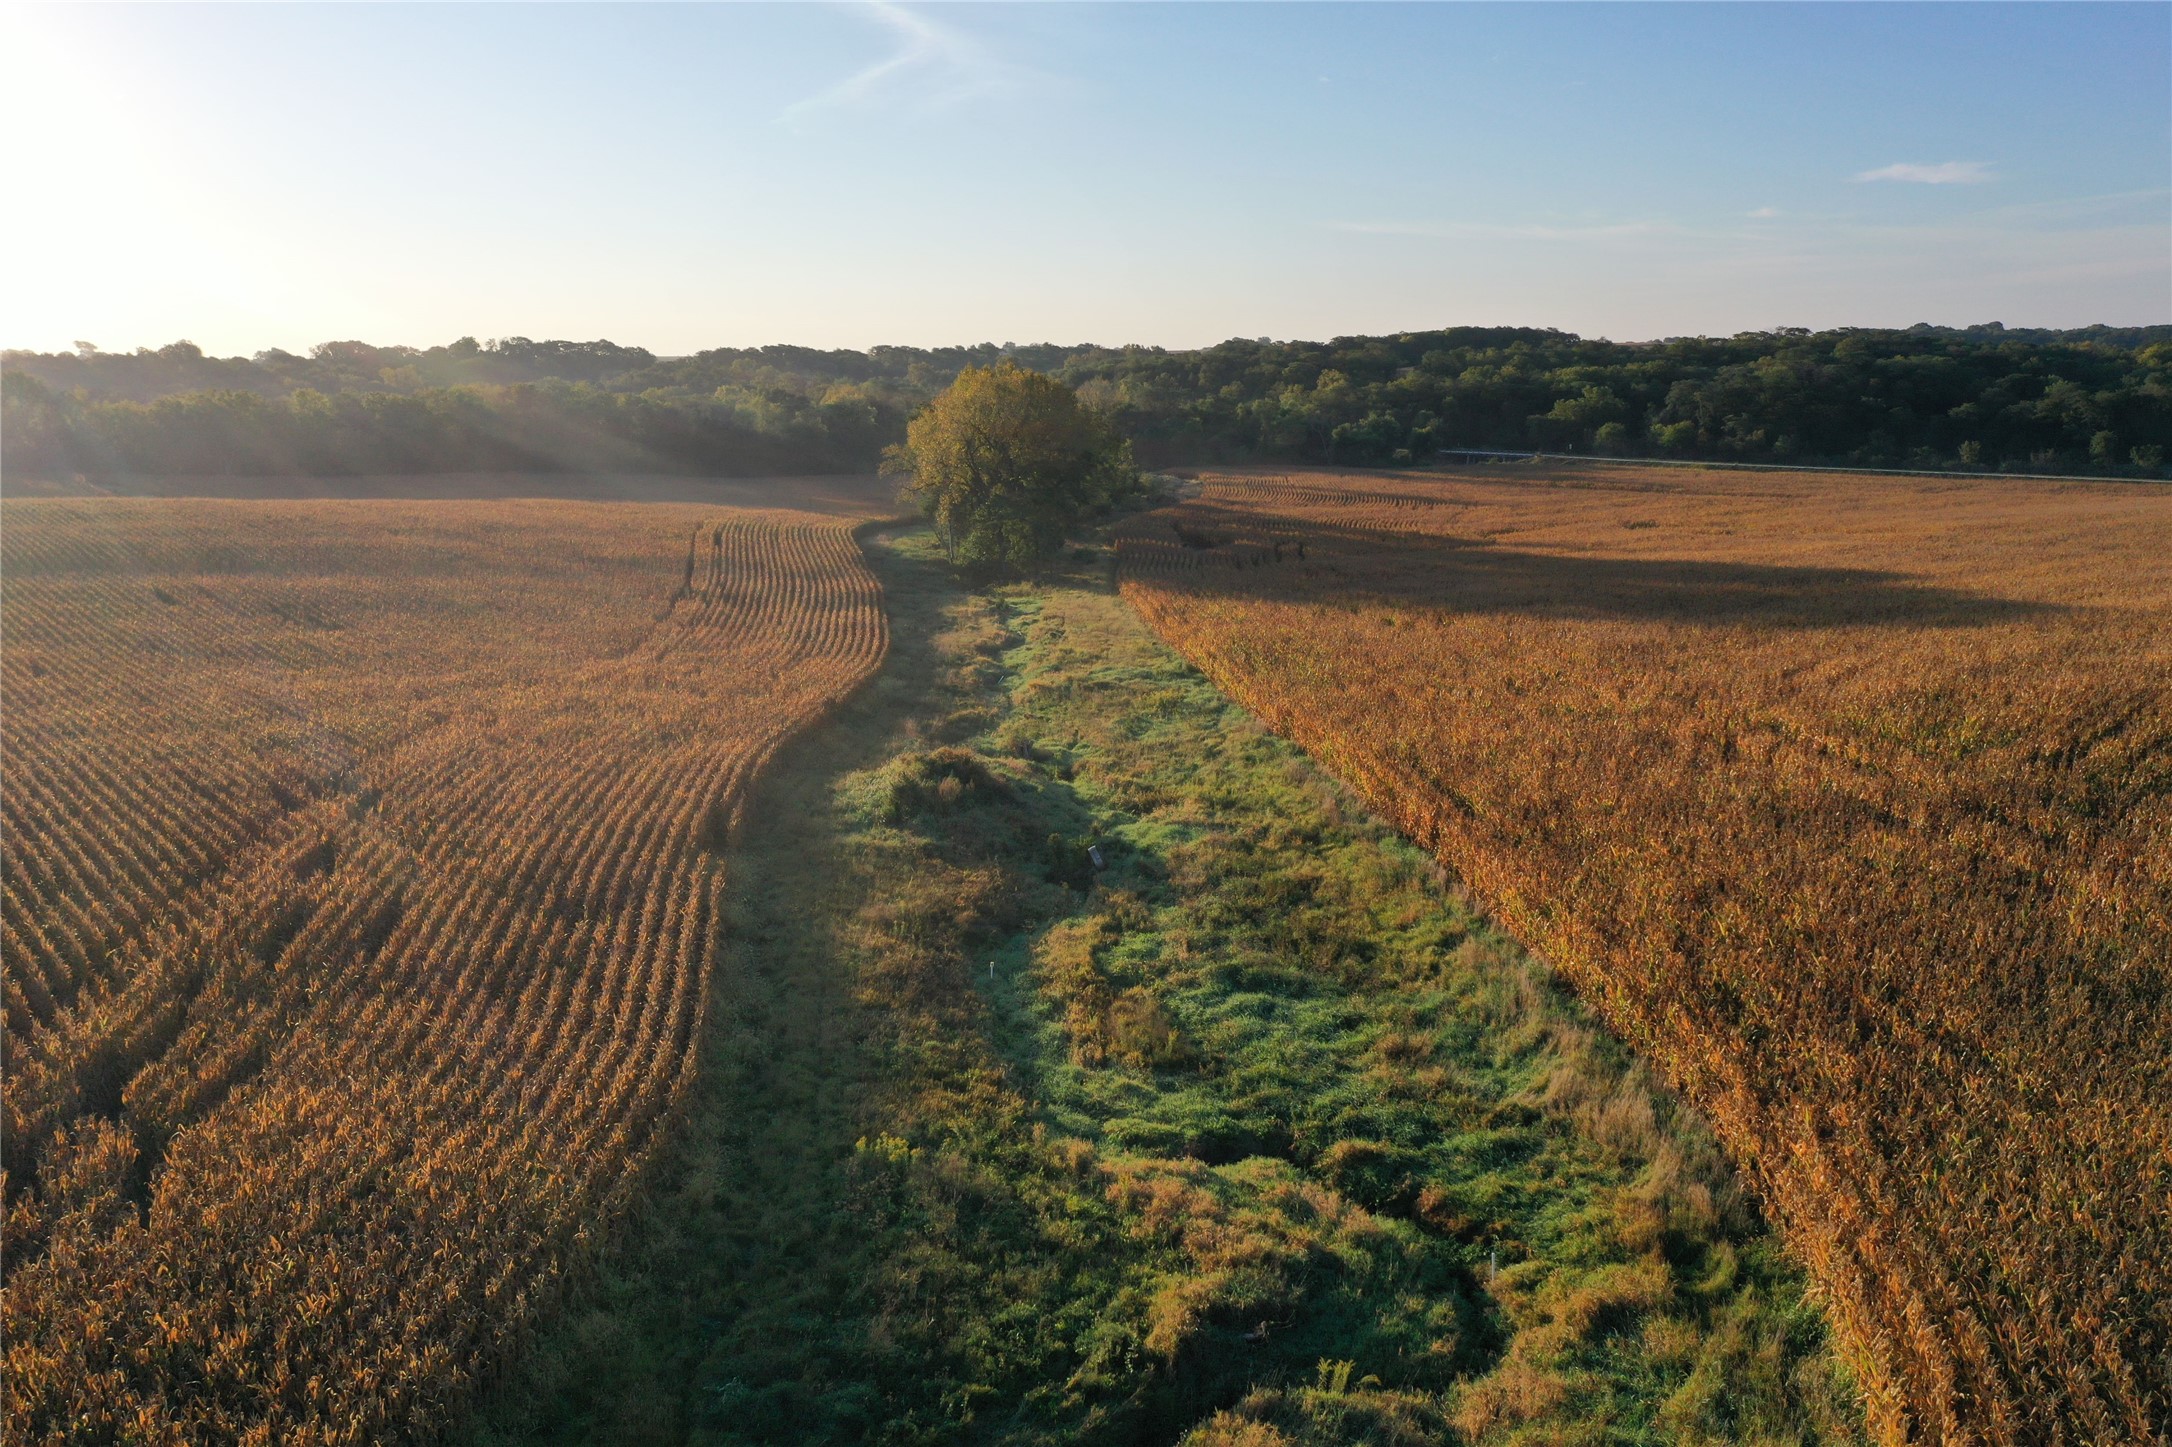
[
  {"xmin": 1117, "ymin": 464, "xmax": 2172, "ymax": 1444},
  {"xmin": 1, "ymin": 497, "xmax": 887, "ymax": 1442},
  {"xmin": 5, "ymin": 469, "xmax": 902, "ymax": 514}
]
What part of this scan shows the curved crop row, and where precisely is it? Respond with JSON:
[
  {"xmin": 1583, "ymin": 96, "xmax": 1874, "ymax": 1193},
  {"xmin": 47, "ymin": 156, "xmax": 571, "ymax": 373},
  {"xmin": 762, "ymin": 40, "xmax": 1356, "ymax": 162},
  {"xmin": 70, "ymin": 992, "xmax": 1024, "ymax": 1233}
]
[{"xmin": 1, "ymin": 498, "xmax": 887, "ymax": 1444}]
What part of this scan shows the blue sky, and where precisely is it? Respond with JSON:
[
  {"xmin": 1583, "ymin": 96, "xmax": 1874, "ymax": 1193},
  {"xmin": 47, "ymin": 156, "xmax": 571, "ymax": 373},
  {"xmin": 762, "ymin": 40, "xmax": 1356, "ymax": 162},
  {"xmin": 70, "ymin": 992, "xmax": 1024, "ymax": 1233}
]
[{"xmin": 3, "ymin": 2, "xmax": 2165, "ymax": 355}]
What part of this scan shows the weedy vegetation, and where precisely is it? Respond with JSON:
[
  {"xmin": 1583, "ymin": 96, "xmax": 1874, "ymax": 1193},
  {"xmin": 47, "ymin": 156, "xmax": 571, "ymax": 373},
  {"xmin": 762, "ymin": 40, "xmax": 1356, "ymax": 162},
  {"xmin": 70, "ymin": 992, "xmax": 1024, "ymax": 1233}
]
[{"xmin": 469, "ymin": 532, "xmax": 1861, "ymax": 1446}]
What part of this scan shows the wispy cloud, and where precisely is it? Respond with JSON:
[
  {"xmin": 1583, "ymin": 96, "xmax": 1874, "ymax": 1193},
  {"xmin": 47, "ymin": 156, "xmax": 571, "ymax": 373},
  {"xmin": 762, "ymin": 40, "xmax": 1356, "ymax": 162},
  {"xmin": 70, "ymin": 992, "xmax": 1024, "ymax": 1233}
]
[
  {"xmin": 778, "ymin": 3, "xmax": 1037, "ymax": 127},
  {"xmin": 1747, "ymin": 206, "xmax": 1781, "ymax": 219},
  {"xmin": 1855, "ymin": 160, "xmax": 1997, "ymax": 185}
]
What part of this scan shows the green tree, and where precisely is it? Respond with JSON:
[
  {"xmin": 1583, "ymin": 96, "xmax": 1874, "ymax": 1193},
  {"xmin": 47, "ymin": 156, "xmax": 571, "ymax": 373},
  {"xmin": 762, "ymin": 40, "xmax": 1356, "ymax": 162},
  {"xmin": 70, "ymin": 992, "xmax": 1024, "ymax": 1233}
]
[{"xmin": 885, "ymin": 360, "xmax": 1136, "ymax": 571}]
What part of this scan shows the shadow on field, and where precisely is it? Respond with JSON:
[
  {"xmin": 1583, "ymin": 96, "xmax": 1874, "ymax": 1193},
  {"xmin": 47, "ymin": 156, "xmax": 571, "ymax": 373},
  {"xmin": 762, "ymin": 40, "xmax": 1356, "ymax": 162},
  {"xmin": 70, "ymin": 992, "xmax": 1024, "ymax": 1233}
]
[{"xmin": 1136, "ymin": 509, "xmax": 2066, "ymax": 630}]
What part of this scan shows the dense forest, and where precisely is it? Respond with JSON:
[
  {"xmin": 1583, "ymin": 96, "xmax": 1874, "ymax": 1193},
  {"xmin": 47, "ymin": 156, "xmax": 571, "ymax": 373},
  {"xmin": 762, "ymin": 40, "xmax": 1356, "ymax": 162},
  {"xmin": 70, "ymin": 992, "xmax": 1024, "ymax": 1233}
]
[{"xmin": 5, "ymin": 324, "xmax": 2167, "ymax": 479}]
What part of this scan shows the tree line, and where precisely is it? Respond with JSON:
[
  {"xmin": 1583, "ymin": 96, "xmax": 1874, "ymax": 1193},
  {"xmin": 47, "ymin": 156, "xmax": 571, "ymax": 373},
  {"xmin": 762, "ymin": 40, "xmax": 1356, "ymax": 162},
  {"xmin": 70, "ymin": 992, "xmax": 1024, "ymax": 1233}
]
[{"xmin": 6, "ymin": 323, "xmax": 2167, "ymax": 479}]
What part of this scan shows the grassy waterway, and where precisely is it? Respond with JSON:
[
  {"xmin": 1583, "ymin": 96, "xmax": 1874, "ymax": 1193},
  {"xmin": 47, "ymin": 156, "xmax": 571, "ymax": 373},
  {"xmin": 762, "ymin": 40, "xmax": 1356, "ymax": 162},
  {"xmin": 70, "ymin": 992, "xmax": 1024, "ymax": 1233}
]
[{"xmin": 465, "ymin": 529, "xmax": 1861, "ymax": 1446}]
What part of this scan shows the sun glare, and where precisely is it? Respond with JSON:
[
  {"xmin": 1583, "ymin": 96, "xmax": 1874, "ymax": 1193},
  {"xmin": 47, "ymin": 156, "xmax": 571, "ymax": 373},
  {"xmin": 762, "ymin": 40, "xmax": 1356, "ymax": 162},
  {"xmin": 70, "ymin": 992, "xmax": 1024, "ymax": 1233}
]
[{"xmin": 0, "ymin": 8, "xmax": 325, "ymax": 353}]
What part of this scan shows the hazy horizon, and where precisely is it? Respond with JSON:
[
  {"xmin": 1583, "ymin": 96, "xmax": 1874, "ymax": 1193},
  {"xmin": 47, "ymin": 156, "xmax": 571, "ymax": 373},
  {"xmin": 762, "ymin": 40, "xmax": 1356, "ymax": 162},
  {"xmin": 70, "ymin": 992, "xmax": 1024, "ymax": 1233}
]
[
  {"xmin": 3, "ymin": 2, "xmax": 2166, "ymax": 357},
  {"xmin": 12, "ymin": 318, "xmax": 2166, "ymax": 369}
]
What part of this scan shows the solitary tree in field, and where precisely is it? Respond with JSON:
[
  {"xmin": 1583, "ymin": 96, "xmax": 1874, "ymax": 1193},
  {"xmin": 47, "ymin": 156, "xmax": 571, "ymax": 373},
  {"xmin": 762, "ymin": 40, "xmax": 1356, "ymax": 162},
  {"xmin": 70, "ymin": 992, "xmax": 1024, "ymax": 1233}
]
[{"xmin": 886, "ymin": 360, "xmax": 1137, "ymax": 572}]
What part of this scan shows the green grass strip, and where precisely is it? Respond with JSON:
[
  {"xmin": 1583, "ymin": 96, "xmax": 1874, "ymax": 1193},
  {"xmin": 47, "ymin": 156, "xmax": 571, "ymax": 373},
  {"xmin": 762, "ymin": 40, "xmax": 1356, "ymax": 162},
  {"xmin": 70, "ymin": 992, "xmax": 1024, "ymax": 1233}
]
[{"xmin": 465, "ymin": 531, "xmax": 1861, "ymax": 1447}]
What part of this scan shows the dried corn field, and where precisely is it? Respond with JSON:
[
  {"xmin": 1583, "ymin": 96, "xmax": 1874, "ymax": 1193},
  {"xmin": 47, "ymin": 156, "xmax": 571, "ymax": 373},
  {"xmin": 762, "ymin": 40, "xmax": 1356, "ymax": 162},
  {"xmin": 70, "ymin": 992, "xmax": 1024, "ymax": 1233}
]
[
  {"xmin": 1117, "ymin": 466, "xmax": 2172, "ymax": 1446},
  {"xmin": 1, "ymin": 498, "xmax": 887, "ymax": 1444}
]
